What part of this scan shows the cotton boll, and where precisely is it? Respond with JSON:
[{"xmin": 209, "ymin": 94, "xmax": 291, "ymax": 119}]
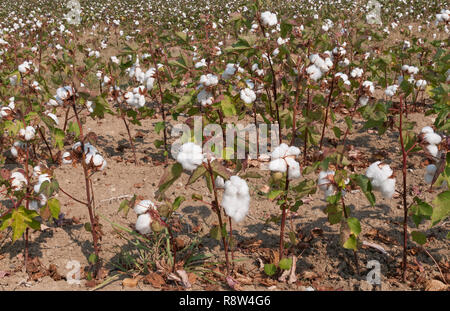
[
  {"xmin": 261, "ymin": 11, "xmax": 277, "ymax": 27},
  {"xmin": 176, "ymin": 142, "xmax": 204, "ymax": 171},
  {"xmin": 380, "ymin": 178, "xmax": 396, "ymax": 198},
  {"xmin": 306, "ymin": 64, "xmax": 322, "ymax": 81},
  {"xmin": 135, "ymin": 213, "xmax": 152, "ymax": 234},
  {"xmin": 134, "ymin": 200, "xmax": 156, "ymax": 215},
  {"xmin": 271, "ymin": 143, "xmax": 289, "ymax": 159},
  {"xmin": 11, "ymin": 172, "xmax": 27, "ymax": 190},
  {"xmin": 423, "ymin": 132, "xmax": 442, "ymax": 145},
  {"xmin": 197, "ymin": 89, "xmax": 213, "ymax": 107},
  {"xmin": 426, "ymin": 144, "xmax": 439, "ymax": 157},
  {"xmin": 286, "ymin": 146, "xmax": 301, "ymax": 157},
  {"xmin": 269, "ymin": 158, "xmax": 287, "ymax": 173},
  {"xmin": 221, "ymin": 176, "xmax": 250, "ymax": 223},
  {"xmin": 365, "ymin": 161, "xmax": 392, "ymax": 190},
  {"xmin": 285, "ymin": 157, "xmax": 301, "ymax": 180},
  {"xmin": 29, "ymin": 200, "xmax": 39, "ymax": 211},
  {"xmin": 324, "ymin": 184, "xmax": 337, "ymax": 199},
  {"xmin": 240, "ymin": 88, "xmax": 256, "ymax": 104},
  {"xmin": 199, "ymin": 74, "xmax": 218, "ymax": 87},
  {"xmin": 424, "ymin": 164, "xmax": 437, "ymax": 184},
  {"xmin": 359, "ymin": 96, "xmax": 369, "ymax": 106},
  {"xmin": 350, "ymin": 68, "xmax": 363, "ymax": 78},
  {"xmin": 421, "ymin": 126, "xmax": 434, "ymax": 134},
  {"xmin": 215, "ymin": 176, "xmax": 225, "ymax": 189},
  {"xmin": 318, "ymin": 170, "xmax": 335, "ymax": 191},
  {"xmin": 62, "ymin": 151, "xmax": 72, "ymax": 164}
]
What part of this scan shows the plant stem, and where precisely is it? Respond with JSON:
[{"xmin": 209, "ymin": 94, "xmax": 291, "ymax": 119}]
[
  {"xmin": 341, "ymin": 196, "xmax": 360, "ymax": 275},
  {"xmin": 319, "ymin": 76, "xmax": 336, "ymax": 150},
  {"xmin": 279, "ymin": 171, "xmax": 290, "ymax": 260},
  {"xmin": 121, "ymin": 116, "xmax": 138, "ymax": 165},
  {"xmin": 206, "ymin": 160, "xmax": 230, "ymax": 274},
  {"xmin": 398, "ymin": 96, "xmax": 408, "ymax": 282},
  {"xmin": 72, "ymin": 102, "xmax": 101, "ymax": 274}
]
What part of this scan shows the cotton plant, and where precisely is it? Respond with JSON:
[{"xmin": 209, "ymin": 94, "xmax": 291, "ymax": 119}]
[
  {"xmin": 156, "ymin": 141, "xmax": 251, "ymax": 275},
  {"xmin": 262, "ymin": 143, "xmax": 316, "ymax": 275}
]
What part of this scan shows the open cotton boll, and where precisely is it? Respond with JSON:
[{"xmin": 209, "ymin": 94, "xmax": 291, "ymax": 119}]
[
  {"xmin": 350, "ymin": 68, "xmax": 363, "ymax": 78},
  {"xmin": 176, "ymin": 142, "xmax": 204, "ymax": 171},
  {"xmin": 286, "ymin": 146, "xmax": 301, "ymax": 157},
  {"xmin": 421, "ymin": 126, "xmax": 434, "ymax": 134},
  {"xmin": 359, "ymin": 96, "xmax": 369, "ymax": 106},
  {"xmin": 260, "ymin": 11, "xmax": 277, "ymax": 27},
  {"xmin": 380, "ymin": 178, "xmax": 396, "ymax": 199},
  {"xmin": 240, "ymin": 88, "xmax": 256, "ymax": 104},
  {"xmin": 426, "ymin": 144, "xmax": 439, "ymax": 157},
  {"xmin": 269, "ymin": 158, "xmax": 287, "ymax": 172},
  {"xmin": 271, "ymin": 143, "xmax": 290, "ymax": 159},
  {"xmin": 21, "ymin": 126, "xmax": 35, "ymax": 141},
  {"xmin": 34, "ymin": 174, "xmax": 51, "ymax": 193},
  {"xmin": 199, "ymin": 74, "xmax": 218, "ymax": 87},
  {"xmin": 285, "ymin": 157, "xmax": 301, "ymax": 180},
  {"xmin": 221, "ymin": 176, "xmax": 250, "ymax": 223},
  {"xmin": 11, "ymin": 172, "xmax": 27, "ymax": 190},
  {"xmin": 197, "ymin": 89, "xmax": 214, "ymax": 107},
  {"xmin": 317, "ymin": 170, "xmax": 335, "ymax": 191},
  {"xmin": 306, "ymin": 64, "xmax": 323, "ymax": 81},
  {"xmin": 134, "ymin": 200, "xmax": 156, "ymax": 215},
  {"xmin": 365, "ymin": 161, "xmax": 392, "ymax": 189},
  {"xmin": 423, "ymin": 132, "xmax": 442, "ymax": 145},
  {"xmin": 324, "ymin": 184, "xmax": 337, "ymax": 199},
  {"xmin": 215, "ymin": 176, "xmax": 225, "ymax": 189},
  {"xmin": 29, "ymin": 200, "xmax": 39, "ymax": 211},
  {"xmin": 135, "ymin": 213, "xmax": 152, "ymax": 234},
  {"xmin": 62, "ymin": 152, "xmax": 72, "ymax": 164}
]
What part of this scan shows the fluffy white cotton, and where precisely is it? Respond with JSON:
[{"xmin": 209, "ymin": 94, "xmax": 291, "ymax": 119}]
[
  {"xmin": 306, "ymin": 65, "xmax": 323, "ymax": 81},
  {"xmin": 362, "ymin": 81, "xmax": 375, "ymax": 95},
  {"xmin": 261, "ymin": 11, "xmax": 277, "ymax": 27},
  {"xmin": 221, "ymin": 176, "xmax": 250, "ymax": 223},
  {"xmin": 215, "ymin": 176, "xmax": 225, "ymax": 189},
  {"xmin": 415, "ymin": 80, "xmax": 427, "ymax": 89},
  {"xmin": 426, "ymin": 144, "xmax": 439, "ymax": 157},
  {"xmin": 285, "ymin": 157, "xmax": 301, "ymax": 180},
  {"xmin": 62, "ymin": 151, "xmax": 72, "ymax": 164},
  {"xmin": 34, "ymin": 173, "xmax": 51, "ymax": 193},
  {"xmin": 176, "ymin": 142, "xmax": 204, "ymax": 171},
  {"xmin": 359, "ymin": 96, "xmax": 370, "ymax": 106},
  {"xmin": 240, "ymin": 88, "xmax": 256, "ymax": 104},
  {"xmin": 222, "ymin": 63, "xmax": 237, "ymax": 80},
  {"xmin": 268, "ymin": 144, "xmax": 301, "ymax": 179},
  {"xmin": 19, "ymin": 126, "xmax": 36, "ymax": 141},
  {"xmin": 385, "ymin": 85, "xmax": 399, "ymax": 97},
  {"xmin": 197, "ymin": 89, "xmax": 214, "ymax": 107},
  {"xmin": 199, "ymin": 74, "xmax": 218, "ymax": 87},
  {"xmin": 134, "ymin": 200, "xmax": 156, "ymax": 215},
  {"xmin": 424, "ymin": 132, "xmax": 442, "ymax": 145},
  {"xmin": 380, "ymin": 178, "xmax": 396, "ymax": 198},
  {"xmin": 350, "ymin": 68, "xmax": 363, "ymax": 78},
  {"xmin": 11, "ymin": 171, "xmax": 27, "ymax": 190},
  {"xmin": 421, "ymin": 126, "xmax": 434, "ymax": 134},
  {"xmin": 135, "ymin": 213, "xmax": 152, "ymax": 234}
]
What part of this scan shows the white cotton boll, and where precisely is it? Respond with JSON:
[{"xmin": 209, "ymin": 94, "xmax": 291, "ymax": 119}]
[
  {"xmin": 424, "ymin": 132, "xmax": 442, "ymax": 145},
  {"xmin": 197, "ymin": 89, "xmax": 213, "ymax": 107},
  {"xmin": 92, "ymin": 154, "xmax": 104, "ymax": 167},
  {"xmin": 306, "ymin": 65, "xmax": 322, "ymax": 81},
  {"xmin": 261, "ymin": 11, "xmax": 277, "ymax": 27},
  {"xmin": 222, "ymin": 63, "xmax": 237, "ymax": 80},
  {"xmin": 426, "ymin": 144, "xmax": 439, "ymax": 157},
  {"xmin": 424, "ymin": 164, "xmax": 437, "ymax": 184},
  {"xmin": 199, "ymin": 74, "xmax": 218, "ymax": 87},
  {"xmin": 135, "ymin": 213, "xmax": 152, "ymax": 234},
  {"xmin": 285, "ymin": 157, "xmax": 301, "ymax": 180},
  {"xmin": 324, "ymin": 185, "xmax": 337, "ymax": 199},
  {"xmin": 380, "ymin": 178, "xmax": 396, "ymax": 199},
  {"xmin": 286, "ymin": 146, "xmax": 301, "ymax": 157},
  {"xmin": 416, "ymin": 80, "xmax": 427, "ymax": 89},
  {"xmin": 271, "ymin": 143, "xmax": 289, "ymax": 159},
  {"xmin": 240, "ymin": 88, "xmax": 256, "ymax": 104},
  {"xmin": 34, "ymin": 174, "xmax": 51, "ymax": 193},
  {"xmin": 269, "ymin": 158, "xmax": 287, "ymax": 173},
  {"xmin": 29, "ymin": 200, "xmax": 39, "ymax": 211},
  {"xmin": 365, "ymin": 161, "xmax": 392, "ymax": 190},
  {"xmin": 350, "ymin": 68, "xmax": 363, "ymax": 78},
  {"xmin": 62, "ymin": 151, "xmax": 72, "ymax": 164},
  {"xmin": 215, "ymin": 176, "xmax": 225, "ymax": 189},
  {"xmin": 45, "ymin": 112, "xmax": 59, "ymax": 125},
  {"xmin": 23, "ymin": 126, "xmax": 35, "ymax": 141},
  {"xmin": 385, "ymin": 85, "xmax": 398, "ymax": 97},
  {"xmin": 195, "ymin": 59, "xmax": 207, "ymax": 68},
  {"xmin": 221, "ymin": 176, "xmax": 250, "ymax": 223},
  {"xmin": 362, "ymin": 81, "xmax": 375, "ymax": 94},
  {"xmin": 359, "ymin": 96, "xmax": 370, "ymax": 106},
  {"xmin": 11, "ymin": 172, "xmax": 27, "ymax": 190},
  {"xmin": 176, "ymin": 142, "xmax": 204, "ymax": 171},
  {"xmin": 318, "ymin": 170, "xmax": 335, "ymax": 191},
  {"xmin": 134, "ymin": 200, "xmax": 156, "ymax": 215},
  {"xmin": 421, "ymin": 126, "xmax": 434, "ymax": 134},
  {"xmin": 85, "ymin": 152, "xmax": 95, "ymax": 165}
]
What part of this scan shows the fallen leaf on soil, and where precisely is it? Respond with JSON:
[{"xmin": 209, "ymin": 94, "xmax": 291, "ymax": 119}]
[
  {"xmin": 85, "ymin": 280, "xmax": 97, "ymax": 288},
  {"xmin": 425, "ymin": 279, "xmax": 448, "ymax": 291},
  {"xmin": 187, "ymin": 273, "xmax": 197, "ymax": 286},
  {"xmin": 47, "ymin": 264, "xmax": 63, "ymax": 281},
  {"xmin": 144, "ymin": 272, "xmax": 165, "ymax": 288},
  {"xmin": 238, "ymin": 238, "xmax": 262, "ymax": 249},
  {"xmin": 0, "ymin": 271, "xmax": 11, "ymax": 278},
  {"xmin": 302, "ymin": 271, "xmax": 318, "ymax": 280},
  {"xmin": 176, "ymin": 270, "xmax": 191, "ymax": 289},
  {"xmin": 175, "ymin": 237, "xmax": 185, "ymax": 249},
  {"xmin": 226, "ymin": 276, "xmax": 241, "ymax": 291},
  {"xmin": 133, "ymin": 183, "xmax": 143, "ymax": 189},
  {"xmin": 122, "ymin": 278, "xmax": 139, "ymax": 288}
]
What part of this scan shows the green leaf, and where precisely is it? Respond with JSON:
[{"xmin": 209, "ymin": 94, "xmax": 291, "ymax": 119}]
[
  {"xmin": 88, "ymin": 253, "xmax": 98, "ymax": 264},
  {"xmin": 220, "ymin": 95, "xmax": 236, "ymax": 117},
  {"xmin": 343, "ymin": 235, "xmax": 358, "ymax": 250},
  {"xmin": 187, "ymin": 165, "xmax": 207, "ymax": 186},
  {"xmin": 351, "ymin": 174, "xmax": 376, "ymax": 206},
  {"xmin": 67, "ymin": 121, "xmax": 80, "ymax": 138},
  {"xmin": 47, "ymin": 198, "xmax": 60, "ymax": 220},
  {"xmin": 291, "ymin": 179, "xmax": 316, "ymax": 198},
  {"xmin": 210, "ymin": 225, "xmax": 222, "ymax": 241},
  {"xmin": 332, "ymin": 126, "xmax": 342, "ymax": 139},
  {"xmin": 155, "ymin": 121, "xmax": 165, "ymax": 134},
  {"xmin": 279, "ymin": 258, "xmax": 293, "ymax": 270},
  {"xmin": 172, "ymin": 196, "xmax": 185, "ymax": 211},
  {"xmin": 431, "ymin": 191, "xmax": 450, "ymax": 227},
  {"xmin": 264, "ymin": 263, "xmax": 277, "ymax": 276},
  {"xmin": 347, "ymin": 217, "xmax": 361, "ymax": 236},
  {"xmin": 411, "ymin": 231, "xmax": 427, "ymax": 245},
  {"xmin": 155, "ymin": 163, "xmax": 183, "ymax": 199},
  {"xmin": 2, "ymin": 206, "xmax": 40, "ymax": 242},
  {"xmin": 267, "ymin": 190, "xmax": 284, "ymax": 200}
]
